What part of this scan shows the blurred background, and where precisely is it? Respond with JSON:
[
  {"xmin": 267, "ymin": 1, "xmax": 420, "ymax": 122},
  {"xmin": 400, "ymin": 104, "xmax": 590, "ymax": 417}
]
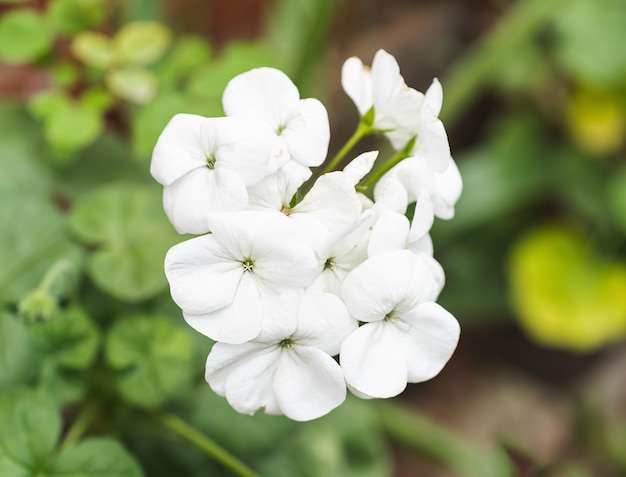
[{"xmin": 1, "ymin": 0, "xmax": 625, "ymax": 476}]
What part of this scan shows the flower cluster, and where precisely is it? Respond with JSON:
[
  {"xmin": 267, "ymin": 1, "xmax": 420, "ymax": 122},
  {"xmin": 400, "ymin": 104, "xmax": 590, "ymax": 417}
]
[{"xmin": 151, "ymin": 49, "xmax": 462, "ymax": 421}]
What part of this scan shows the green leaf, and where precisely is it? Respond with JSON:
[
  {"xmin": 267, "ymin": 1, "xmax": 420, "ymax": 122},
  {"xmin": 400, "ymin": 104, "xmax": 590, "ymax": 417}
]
[
  {"xmin": 51, "ymin": 438, "xmax": 144, "ymax": 477},
  {"xmin": 131, "ymin": 92, "xmax": 187, "ymax": 157},
  {"xmin": 0, "ymin": 9, "xmax": 50, "ymax": 63},
  {"xmin": 0, "ymin": 313, "xmax": 39, "ymax": 392},
  {"xmin": 508, "ymin": 226, "xmax": 626, "ymax": 351},
  {"xmin": 32, "ymin": 306, "xmax": 99, "ymax": 370},
  {"xmin": 154, "ymin": 36, "xmax": 212, "ymax": 87},
  {"xmin": 69, "ymin": 182, "xmax": 178, "ymax": 301},
  {"xmin": 105, "ymin": 68, "xmax": 158, "ymax": 104},
  {"xmin": 43, "ymin": 100, "xmax": 103, "ymax": 157},
  {"xmin": 0, "ymin": 390, "xmax": 60, "ymax": 475},
  {"xmin": 553, "ymin": 0, "xmax": 626, "ymax": 85},
  {"xmin": 105, "ymin": 314, "xmax": 194, "ymax": 408},
  {"xmin": 608, "ymin": 167, "xmax": 626, "ymax": 236},
  {"xmin": 71, "ymin": 31, "xmax": 113, "ymax": 69},
  {"xmin": 0, "ymin": 191, "xmax": 82, "ymax": 305},
  {"xmin": 47, "ymin": 0, "xmax": 107, "ymax": 35},
  {"xmin": 0, "ymin": 103, "xmax": 51, "ymax": 195},
  {"xmin": 112, "ymin": 21, "xmax": 172, "ymax": 66}
]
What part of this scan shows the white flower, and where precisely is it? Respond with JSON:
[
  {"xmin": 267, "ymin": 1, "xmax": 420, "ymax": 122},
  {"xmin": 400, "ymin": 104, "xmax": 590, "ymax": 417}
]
[
  {"xmin": 164, "ymin": 211, "xmax": 318, "ymax": 344},
  {"xmin": 341, "ymin": 49, "xmax": 450, "ymax": 172},
  {"xmin": 205, "ymin": 290, "xmax": 357, "ymax": 421},
  {"xmin": 340, "ymin": 250, "xmax": 460, "ymax": 398},
  {"xmin": 374, "ymin": 154, "xmax": 462, "ymax": 220},
  {"xmin": 151, "ymin": 114, "xmax": 276, "ymax": 234},
  {"xmin": 223, "ymin": 67, "xmax": 330, "ymax": 168}
]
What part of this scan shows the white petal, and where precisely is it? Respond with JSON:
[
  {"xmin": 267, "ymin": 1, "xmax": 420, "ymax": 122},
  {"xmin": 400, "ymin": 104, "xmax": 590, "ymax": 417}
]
[
  {"xmin": 247, "ymin": 160, "xmax": 311, "ymax": 212},
  {"xmin": 367, "ymin": 212, "xmax": 409, "ymax": 256},
  {"xmin": 150, "ymin": 114, "xmax": 212, "ymax": 186},
  {"xmin": 407, "ymin": 191, "xmax": 434, "ymax": 243},
  {"xmin": 413, "ymin": 116, "xmax": 450, "ymax": 173},
  {"xmin": 222, "ymin": 67, "xmax": 300, "ymax": 130},
  {"xmin": 219, "ymin": 344, "xmax": 283, "ymax": 415},
  {"xmin": 342, "ymin": 151, "xmax": 378, "ymax": 186},
  {"xmin": 398, "ymin": 302, "xmax": 460, "ymax": 383},
  {"xmin": 206, "ymin": 341, "xmax": 270, "ymax": 395},
  {"xmin": 183, "ymin": 272, "xmax": 264, "ymax": 344},
  {"xmin": 165, "ymin": 235, "xmax": 241, "ymax": 314},
  {"xmin": 371, "ymin": 49, "xmax": 403, "ymax": 107},
  {"xmin": 424, "ymin": 78, "xmax": 443, "ymax": 116},
  {"xmin": 163, "ymin": 167, "xmax": 248, "ymax": 234},
  {"xmin": 341, "ymin": 250, "xmax": 429, "ymax": 322},
  {"xmin": 274, "ymin": 346, "xmax": 346, "ymax": 421},
  {"xmin": 408, "ymin": 233, "xmax": 434, "ymax": 256},
  {"xmin": 373, "ymin": 177, "xmax": 408, "ymax": 214},
  {"xmin": 432, "ymin": 157, "xmax": 463, "ymax": 219},
  {"xmin": 294, "ymin": 290, "xmax": 357, "ymax": 355},
  {"xmin": 291, "ymin": 171, "xmax": 362, "ymax": 231},
  {"xmin": 340, "ymin": 322, "xmax": 407, "ymax": 398},
  {"xmin": 341, "ymin": 56, "xmax": 373, "ymax": 116},
  {"xmin": 282, "ymin": 98, "xmax": 330, "ymax": 167}
]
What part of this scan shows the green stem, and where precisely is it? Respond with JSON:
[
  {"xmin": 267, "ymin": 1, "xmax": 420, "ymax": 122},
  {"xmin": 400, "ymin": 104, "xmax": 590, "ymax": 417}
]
[
  {"xmin": 60, "ymin": 401, "xmax": 97, "ymax": 451},
  {"xmin": 359, "ymin": 148, "xmax": 409, "ymax": 191},
  {"xmin": 376, "ymin": 401, "xmax": 512, "ymax": 477},
  {"xmin": 322, "ymin": 121, "xmax": 371, "ymax": 174},
  {"xmin": 441, "ymin": 0, "xmax": 567, "ymax": 126},
  {"xmin": 157, "ymin": 413, "xmax": 260, "ymax": 477}
]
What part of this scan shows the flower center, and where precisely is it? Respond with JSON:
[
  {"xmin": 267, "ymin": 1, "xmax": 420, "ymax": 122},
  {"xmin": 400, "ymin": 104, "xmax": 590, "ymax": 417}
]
[
  {"xmin": 324, "ymin": 257, "xmax": 336, "ymax": 270},
  {"xmin": 384, "ymin": 311, "xmax": 399, "ymax": 322},
  {"xmin": 205, "ymin": 154, "xmax": 216, "ymax": 170},
  {"xmin": 241, "ymin": 258, "xmax": 254, "ymax": 272},
  {"xmin": 280, "ymin": 203, "xmax": 290, "ymax": 215},
  {"xmin": 279, "ymin": 338, "xmax": 294, "ymax": 350},
  {"xmin": 276, "ymin": 124, "xmax": 286, "ymax": 135}
]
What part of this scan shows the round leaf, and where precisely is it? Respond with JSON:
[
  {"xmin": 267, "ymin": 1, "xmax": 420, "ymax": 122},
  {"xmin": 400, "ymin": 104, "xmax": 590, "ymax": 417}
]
[
  {"xmin": 69, "ymin": 182, "xmax": 179, "ymax": 302},
  {"xmin": 47, "ymin": 0, "xmax": 106, "ymax": 35},
  {"xmin": 509, "ymin": 226, "xmax": 626, "ymax": 351},
  {"xmin": 72, "ymin": 31, "xmax": 113, "ymax": 69},
  {"xmin": 43, "ymin": 101, "xmax": 103, "ymax": 155},
  {"xmin": 105, "ymin": 314, "xmax": 194, "ymax": 408},
  {"xmin": 0, "ymin": 9, "xmax": 50, "ymax": 63},
  {"xmin": 105, "ymin": 68, "xmax": 158, "ymax": 104},
  {"xmin": 112, "ymin": 21, "xmax": 172, "ymax": 65}
]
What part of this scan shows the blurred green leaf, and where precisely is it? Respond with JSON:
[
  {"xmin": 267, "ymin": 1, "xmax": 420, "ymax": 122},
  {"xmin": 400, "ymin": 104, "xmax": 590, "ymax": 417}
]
[
  {"xmin": 43, "ymin": 100, "xmax": 103, "ymax": 157},
  {"xmin": 51, "ymin": 62, "xmax": 80, "ymax": 87},
  {"xmin": 0, "ymin": 103, "xmax": 51, "ymax": 194},
  {"xmin": 0, "ymin": 390, "xmax": 60, "ymax": 476},
  {"xmin": 105, "ymin": 68, "xmax": 158, "ymax": 104},
  {"xmin": 51, "ymin": 438, "xmax": 144, "ymax": 477},
  {"xmin": 131, "ymin": 92, "xmax": 187, "ymax": 158},
  {"xmin": 105, "ymin": 315, "xmax": 194, "ymax": 408},
  {"xmin": 32, "ymin": 306, "xmax": 99, "ymax": 370},
  {"xmin": 154, "ymin": 36, "xmax": 212, "ymax": 87},
  {"xmin": 509, "ymin": 226, "xmax": 626, "ymax": 351},
  {"xmin": 69, "ymin": 182, "xmax": 178, "ymax": 301},
  {"xmin": 72, "ymin": 31, "xmax": 113, "ymax": 69},
  {"xmin": 112, "ymin": 21, "xmax": 172, "ymax": 66},
  {"xmin": 0, "ymin": 313, "xmax": 39, "ymax": 392},
  {"xmin": 47, "ymin": 0, "xmax": 106, "ymax": 35},
  {"xmin": 268, "ymin": 0, "xmax": 339, "ymax": 88},
  {"xmin": 553, "ymin": 0, "xmax": 626, "ymax": 85},
  {"xmin": 0, "ymin": 191, "xmax": 82, "ymax": 305},
  {"xmin": 0, "ymin": 9, "xmax": 50, "ymax": 63},
  {"xmin": 81, "ymin": 86, "xmax": 114, "ymax": 113},
  {"xmin": 187, "ymin": 41, "xmax": 279, "ymax": 117},
  {"xmin": 608, "ymin": 167, "xmax": 626, "ymax": 236}
]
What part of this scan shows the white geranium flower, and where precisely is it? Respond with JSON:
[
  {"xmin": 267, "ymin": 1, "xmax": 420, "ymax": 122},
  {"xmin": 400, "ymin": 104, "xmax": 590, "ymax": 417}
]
[
  {"xmin": 164, "ymin": 211, "xmax": 318, "ymax": 344},
  {"xmin": 340, "ymin": 250, "xmax": 460, "ymax": 398},
  {"xmin": 205, "ymin": 290, "xmax": 357, "ymax": 421},
  {"xmin": 374, "ymin": 153, "xmax": 462, "ymax": 220},
  {"xmin": 151, "ymin": 114, "xmax": 277, "ymax": 234},
  {"xmin": 341, "ymin": 49, "xmax": 450, "ymax": 172},
  {"xmin": 223, "ymin": 67, "xmax": 330, "ymax": 168}
]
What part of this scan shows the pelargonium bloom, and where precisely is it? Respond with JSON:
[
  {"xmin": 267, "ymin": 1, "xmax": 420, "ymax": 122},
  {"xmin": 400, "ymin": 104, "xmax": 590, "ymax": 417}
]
[
  {"xmin": 340, "ymin": 250, "xmax": 460, "ymax": 398},
  {"xmin": 151, "ymin": 114, "xmax": 277, "ymax": 234},
  {"xmin": 223, "ymin": 67, "xmax": 330, "ymax": 169},
  {"xmin": 205, "ymin": 289, "xmax": 357, "ymax": 421},
  {"xmin": 164, "ymin": 211, "xmax": 318, "ymax": 344},
  {"xmin": 341, "ymin": 49, "xmax": 450, "ymax": 172}
]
